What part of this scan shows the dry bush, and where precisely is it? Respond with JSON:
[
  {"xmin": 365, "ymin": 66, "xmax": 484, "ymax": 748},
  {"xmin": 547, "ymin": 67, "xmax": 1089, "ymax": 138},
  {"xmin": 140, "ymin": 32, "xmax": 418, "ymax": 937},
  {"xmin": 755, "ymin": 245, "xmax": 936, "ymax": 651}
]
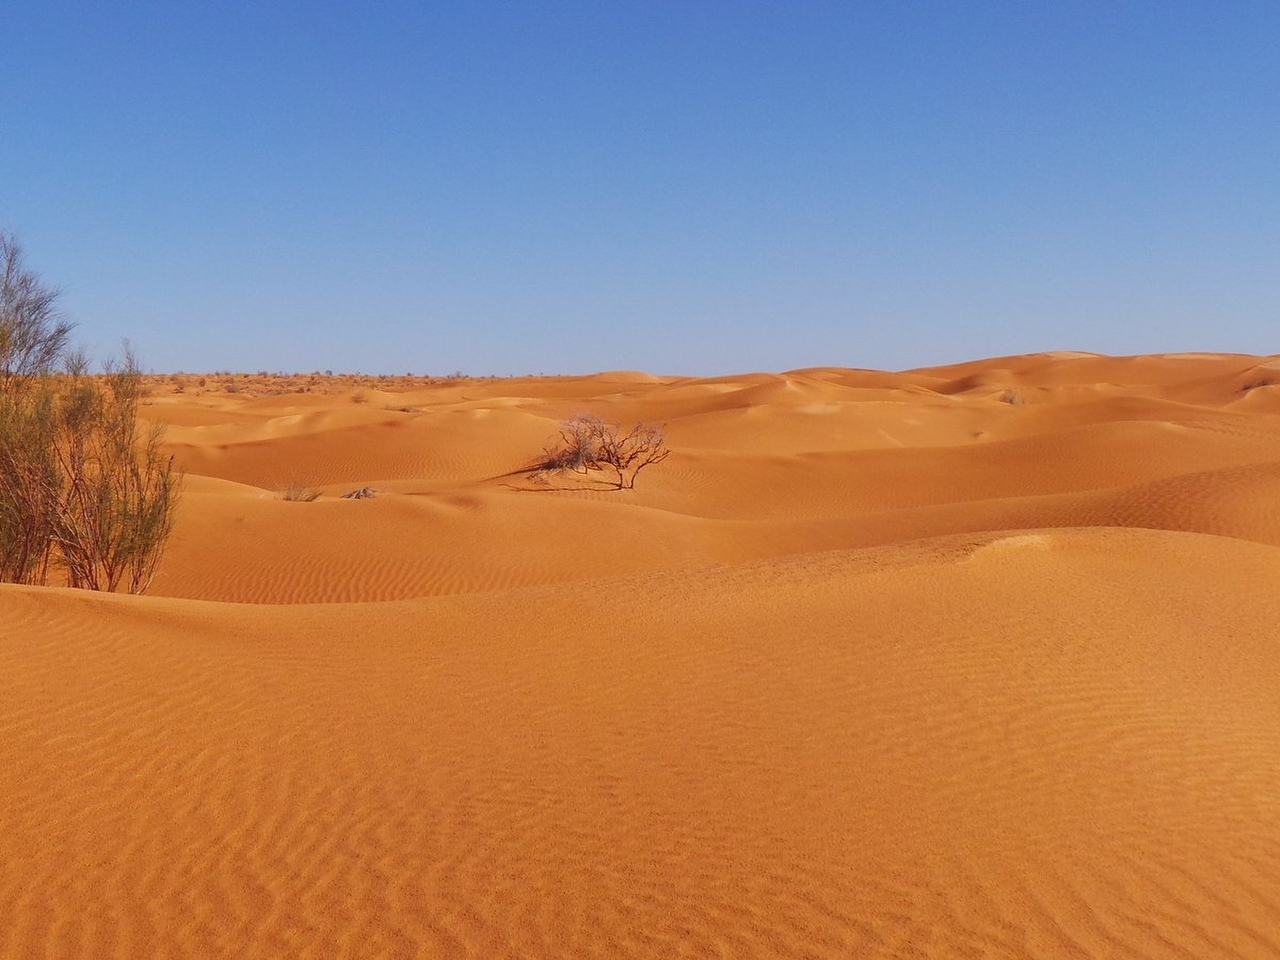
[
  {"xmin": 0, "ymin": 232, "xmax": 181, "ymax": 593},
  {"xmin": 0, "ymin": 234, "xmax": 72, "ymax": 390},
  {"xmin": 0, "ymin": 387, "xmax": 59, "ymax": 585},
  {"xmin": 546, "ymin": 413, "xmax": 605, "ymax": 474},
  {"xmin": 532, "ymin": 413, "xmax": 669, "ymax": 489},
  {"xmin": 594, "ymin": 420, "xmax": 671, "ymax": 489},
  {"xmin": 529, "ymin": 413, "xmax": 606, "ymax": 484},
  {"xmin": 280, "ymin": 482, "xmax": 322, "ymax": 502},
  {"xmin": 50, "ymin": 351, "xmax": 181, "ymax": 593}
]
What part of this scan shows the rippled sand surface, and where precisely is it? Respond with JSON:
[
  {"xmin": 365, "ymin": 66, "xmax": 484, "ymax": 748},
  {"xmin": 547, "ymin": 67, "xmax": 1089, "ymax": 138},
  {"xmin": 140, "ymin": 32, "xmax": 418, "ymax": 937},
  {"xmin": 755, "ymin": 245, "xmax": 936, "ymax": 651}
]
[{"xmin": 5, "ymin": 353, "xmax": 1280, "ymax": 957}]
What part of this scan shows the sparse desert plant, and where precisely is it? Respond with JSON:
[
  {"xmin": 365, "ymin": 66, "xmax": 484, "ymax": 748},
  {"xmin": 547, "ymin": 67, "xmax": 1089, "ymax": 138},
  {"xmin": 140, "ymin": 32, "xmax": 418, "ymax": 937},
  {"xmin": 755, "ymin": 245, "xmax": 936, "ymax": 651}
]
[
  {"xmin": 531, "ymin": 414, "xmax": 670, "ymax": 489},
  {"xmin": 593, "ymin": 420, "xmax": 670, "ymax": 489},
  {"xmin": 0, "ymin": 233, "xmax": 73, "ymax": 391},
  {"xmin": 280, "ymin": 482, "xmax": 322, "ymax": 502},
  {"xmin": 48, "ymin": 350, "xmax": 182, "ymax": 593},
  {"xmin": 550, "ymin": 413, "xmax": 606, "ymax": 474},
  {"xmin": 0, "ymin": 232, "xmax": 181, "ymax": 593},
  {"xmin": 0, "ymin": 233, "xmax": 78, "ymax": 585},
  {"xmin": 0, "ymin": 385, "xmax": 60, "ymax": 585}
]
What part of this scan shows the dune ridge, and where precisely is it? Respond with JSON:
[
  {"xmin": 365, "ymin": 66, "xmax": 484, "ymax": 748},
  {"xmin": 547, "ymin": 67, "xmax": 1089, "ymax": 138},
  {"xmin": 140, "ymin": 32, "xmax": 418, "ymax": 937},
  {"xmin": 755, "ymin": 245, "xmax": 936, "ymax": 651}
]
[{"xmin": 5, "ymin": 352, "xmax": 1280, "ymax": 958}]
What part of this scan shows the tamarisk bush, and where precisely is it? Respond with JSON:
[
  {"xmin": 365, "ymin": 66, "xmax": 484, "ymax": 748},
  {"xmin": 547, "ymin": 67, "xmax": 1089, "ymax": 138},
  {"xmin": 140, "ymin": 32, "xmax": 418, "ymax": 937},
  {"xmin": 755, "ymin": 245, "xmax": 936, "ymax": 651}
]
[{"xmin": 0, "ymin": 231, "xmax": 180, "ymax": 593}]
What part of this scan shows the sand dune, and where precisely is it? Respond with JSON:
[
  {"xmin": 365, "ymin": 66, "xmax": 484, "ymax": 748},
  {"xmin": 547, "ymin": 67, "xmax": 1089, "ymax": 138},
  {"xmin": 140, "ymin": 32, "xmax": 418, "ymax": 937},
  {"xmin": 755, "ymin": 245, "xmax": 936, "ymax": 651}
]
[{"xmin": 5, "ymin": 352, "xmax": 1280, "ymax": 957}]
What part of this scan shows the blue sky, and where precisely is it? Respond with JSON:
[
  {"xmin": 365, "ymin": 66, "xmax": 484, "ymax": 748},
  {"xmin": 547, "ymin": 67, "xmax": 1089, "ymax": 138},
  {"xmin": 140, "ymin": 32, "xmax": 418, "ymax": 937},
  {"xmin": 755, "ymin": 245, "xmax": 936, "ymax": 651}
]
[{"xmin": 3, "ymin": 2, "xmax": 1277, "ymax": 375}]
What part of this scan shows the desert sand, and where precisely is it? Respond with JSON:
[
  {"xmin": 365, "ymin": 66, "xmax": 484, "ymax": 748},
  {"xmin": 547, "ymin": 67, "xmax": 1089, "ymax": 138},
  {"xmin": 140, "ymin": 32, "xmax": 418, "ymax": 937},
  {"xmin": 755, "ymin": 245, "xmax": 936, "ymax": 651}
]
[{"xmin": 4, "ymin": 351, "xmax": 1280, "ymax": 958}]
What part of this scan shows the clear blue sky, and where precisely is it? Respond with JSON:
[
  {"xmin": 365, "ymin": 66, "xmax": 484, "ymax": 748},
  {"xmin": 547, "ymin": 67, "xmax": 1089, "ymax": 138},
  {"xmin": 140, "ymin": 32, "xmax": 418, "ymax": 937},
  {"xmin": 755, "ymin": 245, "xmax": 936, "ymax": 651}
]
[{"xmin": 3, "ymin": 2, "xmax": 1277, "ymax": 375}]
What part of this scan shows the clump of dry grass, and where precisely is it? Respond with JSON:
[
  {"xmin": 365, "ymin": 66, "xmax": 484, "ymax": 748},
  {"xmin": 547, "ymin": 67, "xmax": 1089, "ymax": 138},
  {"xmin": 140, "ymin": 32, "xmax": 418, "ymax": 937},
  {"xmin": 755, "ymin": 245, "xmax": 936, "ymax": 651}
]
[{"xmin": 279, "ymin": 482, "xmax": 322, "ymax": 502}]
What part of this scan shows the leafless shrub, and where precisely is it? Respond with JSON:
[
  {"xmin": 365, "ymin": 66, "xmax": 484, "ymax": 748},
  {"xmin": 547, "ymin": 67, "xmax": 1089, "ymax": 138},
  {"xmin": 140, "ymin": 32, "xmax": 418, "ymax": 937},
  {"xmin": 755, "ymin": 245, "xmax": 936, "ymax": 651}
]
[
  {"xmin": 594, "ymin": 421, "xmax": 671, "ymax": 489},
  {"xmin": 531, "ymin": 414, "xmax": 669, "ymax": 489},
  {"xmin": 0, "ymin": 386, "xmax": 59, "ymax": 585},
  {"xmin": 49, "ymin": 350, "xmax": 182, "ymax": 593},
  {"xmin": 528, "ymin": 413, "xmax": 602, "ymax": 483},
  {"xmin": 556, "ymin": 413, "xmax": 606, "ymax": 472},
  {"xmin": 0, "ymin": 234, "xmax": 78, "ymax": 585},
  {"xmin": 0, "ymin": 232, "xmax": 181, "ymax": 593},
  {"xmin": 0, "ymin": 233, "xmax": 73, "ymax": 390}
]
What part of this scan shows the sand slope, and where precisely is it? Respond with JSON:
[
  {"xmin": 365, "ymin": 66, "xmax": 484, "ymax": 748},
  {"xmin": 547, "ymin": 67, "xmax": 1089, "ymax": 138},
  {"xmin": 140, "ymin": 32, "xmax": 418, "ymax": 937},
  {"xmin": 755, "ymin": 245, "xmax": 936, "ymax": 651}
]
[{"xmin": 5, "ymin": 353, "xmax": 1280, "ymax": 958}]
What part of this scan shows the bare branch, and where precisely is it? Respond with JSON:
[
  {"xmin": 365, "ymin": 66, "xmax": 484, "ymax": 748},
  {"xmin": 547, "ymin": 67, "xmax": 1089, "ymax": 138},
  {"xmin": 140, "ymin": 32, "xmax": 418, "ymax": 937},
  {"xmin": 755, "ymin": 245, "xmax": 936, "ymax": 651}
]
[
  {"xmin": 530, "ymin": 415, "xmax": 670, "ymax": 489},
  {"xmin": 0, "ymin": 232, "xmax": 73, "ymax": 388},
  {"xmin": 1, "ymin": 232, "xmax": 181, "ymax": 594}
]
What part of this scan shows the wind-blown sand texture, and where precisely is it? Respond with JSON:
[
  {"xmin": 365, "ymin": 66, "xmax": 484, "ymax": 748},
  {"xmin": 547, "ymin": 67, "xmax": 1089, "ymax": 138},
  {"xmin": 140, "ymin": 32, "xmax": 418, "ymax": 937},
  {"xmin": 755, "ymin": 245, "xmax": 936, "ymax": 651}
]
[{"xmin": 5, "ymin": 352, "xmax": 1280, "ymax": 958}]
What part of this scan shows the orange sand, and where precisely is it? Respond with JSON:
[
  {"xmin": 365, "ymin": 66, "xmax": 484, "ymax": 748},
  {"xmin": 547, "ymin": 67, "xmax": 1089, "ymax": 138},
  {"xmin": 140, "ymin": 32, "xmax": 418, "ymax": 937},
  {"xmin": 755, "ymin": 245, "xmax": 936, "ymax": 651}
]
[{"xmin": 4, "ymin": 352, "xmax": 1280, "ymax": 957}]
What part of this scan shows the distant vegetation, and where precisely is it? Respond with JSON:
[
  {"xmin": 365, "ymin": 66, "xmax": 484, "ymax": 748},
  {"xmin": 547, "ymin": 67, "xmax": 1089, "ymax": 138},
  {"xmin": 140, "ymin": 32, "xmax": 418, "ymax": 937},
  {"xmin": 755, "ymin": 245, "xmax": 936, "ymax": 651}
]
[
  {"xmin": 0, "ymin": 231, "xmax": 181, "ymax": 593},
  {"xmin": 532, "ymin": 413, "xmax": 670, "ymax": 489}
]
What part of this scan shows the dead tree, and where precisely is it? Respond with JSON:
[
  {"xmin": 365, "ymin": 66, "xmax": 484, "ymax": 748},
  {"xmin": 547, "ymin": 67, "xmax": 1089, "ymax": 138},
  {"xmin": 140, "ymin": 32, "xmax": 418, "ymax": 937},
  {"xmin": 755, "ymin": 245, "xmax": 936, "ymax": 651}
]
[
  {"xmin": 531, "ymin": 414, "xmax": 670, "ymax": 489},
  {"xmin": 593, "ymin": 420, "xmax": 670, "ymax": 489}
]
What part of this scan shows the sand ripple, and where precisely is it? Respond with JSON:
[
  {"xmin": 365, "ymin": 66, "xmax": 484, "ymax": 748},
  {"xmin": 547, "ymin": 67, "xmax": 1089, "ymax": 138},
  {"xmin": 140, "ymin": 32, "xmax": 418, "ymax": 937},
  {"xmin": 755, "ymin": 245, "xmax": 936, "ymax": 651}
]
[{"xmin": 5, "ymin": 355, "xmax": 1280, "ymax": 957}]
